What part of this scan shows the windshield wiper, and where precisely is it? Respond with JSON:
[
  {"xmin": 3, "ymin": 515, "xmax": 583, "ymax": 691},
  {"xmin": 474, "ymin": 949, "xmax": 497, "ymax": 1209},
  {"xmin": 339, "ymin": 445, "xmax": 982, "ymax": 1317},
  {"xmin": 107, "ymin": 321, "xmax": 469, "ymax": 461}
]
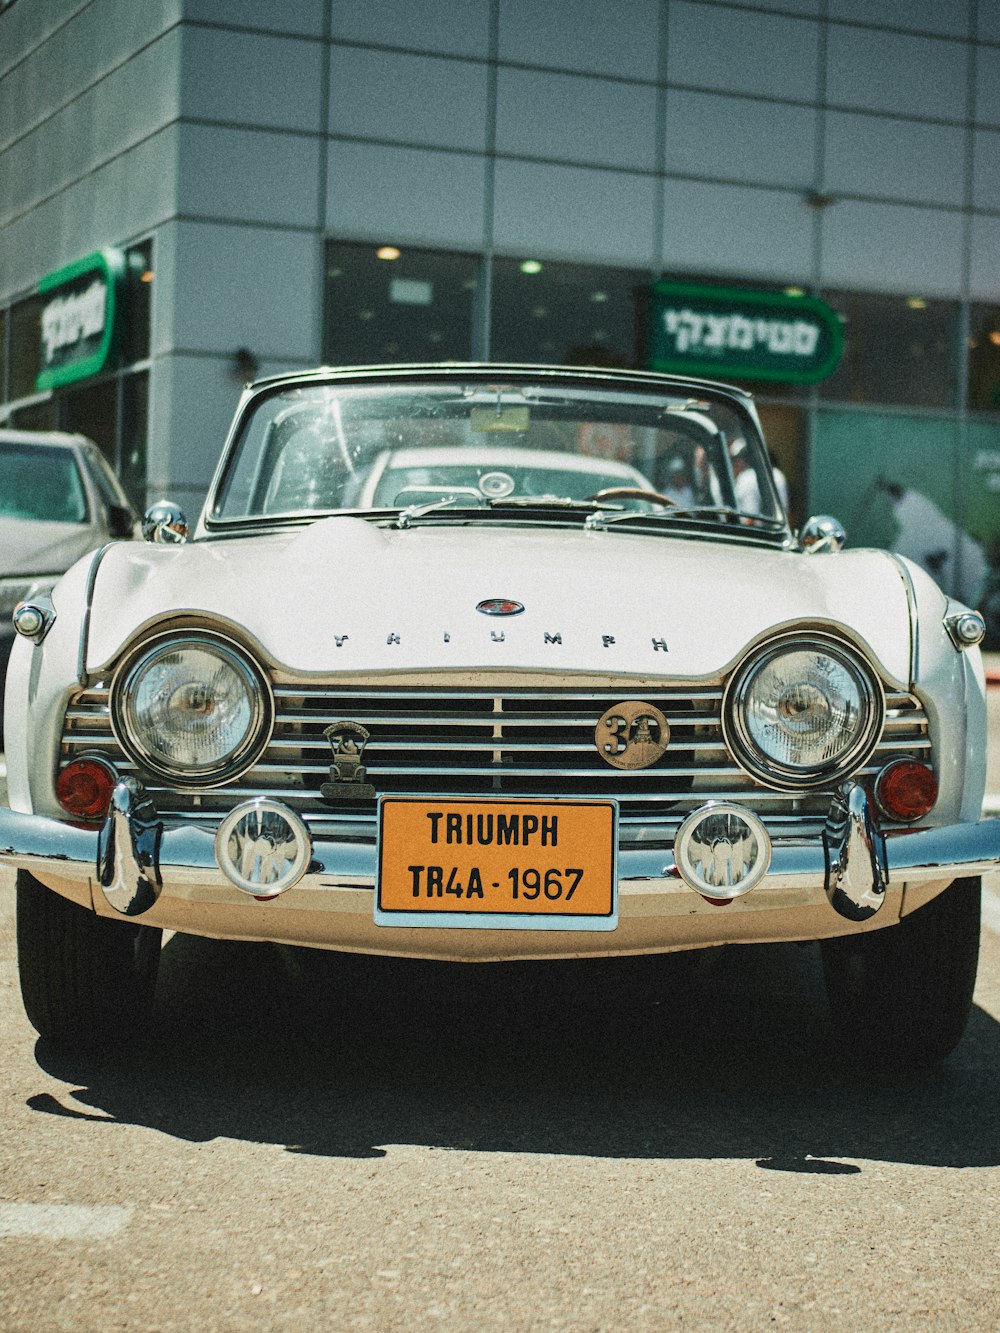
[
  {"xmin": 394, "ymin": 495, "xmax": 467, "ymax": 528},
  {"xmin": 583, "ymin": 504, "xmax": 772, "ymax": 530}
]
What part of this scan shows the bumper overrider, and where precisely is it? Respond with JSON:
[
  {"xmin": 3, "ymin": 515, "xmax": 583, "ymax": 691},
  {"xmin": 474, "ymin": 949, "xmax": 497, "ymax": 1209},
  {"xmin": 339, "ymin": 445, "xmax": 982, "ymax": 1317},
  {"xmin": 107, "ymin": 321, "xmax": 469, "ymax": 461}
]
[{"xmin": 1, "ymin": 780, "xmax": 999, "ymax": 960}]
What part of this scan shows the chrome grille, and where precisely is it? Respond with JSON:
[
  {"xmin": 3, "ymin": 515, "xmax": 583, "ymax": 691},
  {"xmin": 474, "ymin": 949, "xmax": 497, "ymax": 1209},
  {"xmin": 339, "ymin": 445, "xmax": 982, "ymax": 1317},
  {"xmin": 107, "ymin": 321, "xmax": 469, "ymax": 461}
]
[{"xmin": 60, "ymin": 679, "xmax": 931, "ymax": 844}]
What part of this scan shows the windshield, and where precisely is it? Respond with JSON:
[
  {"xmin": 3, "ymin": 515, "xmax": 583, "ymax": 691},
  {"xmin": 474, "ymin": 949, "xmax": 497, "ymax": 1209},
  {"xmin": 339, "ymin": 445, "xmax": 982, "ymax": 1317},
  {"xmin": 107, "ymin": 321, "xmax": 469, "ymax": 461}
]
[
  {"xmin": 210, "ymin": 378, "xmax": 783, "ymax": 528},
  {"xmin": 0, "ymin": 442, "xmax": 88, "ymax": 524}
]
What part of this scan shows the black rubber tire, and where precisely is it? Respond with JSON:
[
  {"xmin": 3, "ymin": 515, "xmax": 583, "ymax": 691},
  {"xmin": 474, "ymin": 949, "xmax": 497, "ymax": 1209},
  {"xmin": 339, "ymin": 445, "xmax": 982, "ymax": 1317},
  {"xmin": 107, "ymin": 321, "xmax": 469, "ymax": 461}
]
[
  {"xmin": 16, "ymin": 870, "xmax": 161, "ymax": 1050},
  {"xmin": 821, "ymin": 876, "xmax": 981, "ymax": 1072}
]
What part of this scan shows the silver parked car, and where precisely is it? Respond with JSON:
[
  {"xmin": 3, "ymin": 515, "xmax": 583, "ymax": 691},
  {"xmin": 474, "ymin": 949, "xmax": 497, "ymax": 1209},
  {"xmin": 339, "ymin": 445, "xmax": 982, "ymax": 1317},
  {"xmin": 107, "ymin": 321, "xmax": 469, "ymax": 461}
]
[
  {"xmin": 1, "ymin": 365, "xmax": 996, "ymax": 1070},
  {"xmin": 0, "ymin": 429, "xmax": 136, "ymax": 698}
]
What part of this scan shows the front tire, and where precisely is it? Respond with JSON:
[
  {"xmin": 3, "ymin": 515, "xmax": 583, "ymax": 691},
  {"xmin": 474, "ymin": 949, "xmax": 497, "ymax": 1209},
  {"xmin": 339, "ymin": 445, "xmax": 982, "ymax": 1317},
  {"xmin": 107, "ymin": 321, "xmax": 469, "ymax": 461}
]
[
  {"xmin": 821, "ymin": 876, "xmax": 981, "ymax": 1072},
  {"xmin": 16, "ymin": 870, "xmax": 161, "ymax": 1050}
]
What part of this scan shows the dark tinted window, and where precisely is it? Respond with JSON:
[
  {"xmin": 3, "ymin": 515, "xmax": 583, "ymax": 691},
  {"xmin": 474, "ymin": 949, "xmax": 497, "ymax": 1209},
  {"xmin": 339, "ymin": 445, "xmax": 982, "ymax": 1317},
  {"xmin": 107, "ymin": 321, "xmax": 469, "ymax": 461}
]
[
  {"xmin": 820, "ymin": 290, "xmax": 958, "ymax": 408},
  {"xmin": 324, "ymin": 241, "xmax": 478, "ymax": 365},
  {"xmin": 968, "ymin": 303, "xmax": 1000, "ymax": 414},
  {"xmin": 491, "ymin": 258, "xmax": 646, "ymax": 367}
]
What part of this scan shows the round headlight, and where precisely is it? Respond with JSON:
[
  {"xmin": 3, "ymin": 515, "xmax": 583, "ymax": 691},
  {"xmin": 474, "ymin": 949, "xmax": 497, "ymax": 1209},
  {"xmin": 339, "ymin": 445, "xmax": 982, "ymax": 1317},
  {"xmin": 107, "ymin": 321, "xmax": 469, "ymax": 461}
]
[
  {"xmin": 112, "ymin": 633, "xmax": 272, "ymax": 784},
  {"xmin": 725, "ymin": 636, "xmax": 883, "ymax": 788}
]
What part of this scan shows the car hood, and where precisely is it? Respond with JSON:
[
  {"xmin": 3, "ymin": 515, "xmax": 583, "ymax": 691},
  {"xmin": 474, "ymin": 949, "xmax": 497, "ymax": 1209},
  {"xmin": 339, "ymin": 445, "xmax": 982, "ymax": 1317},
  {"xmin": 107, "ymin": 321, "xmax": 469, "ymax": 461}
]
[
  {"xmin": 0, "ymin": 516, "xmax": 101, "ymax": 578},
  {"xmin": 83, "ymin": 517, "xmax": 914, "ymax": 684}
]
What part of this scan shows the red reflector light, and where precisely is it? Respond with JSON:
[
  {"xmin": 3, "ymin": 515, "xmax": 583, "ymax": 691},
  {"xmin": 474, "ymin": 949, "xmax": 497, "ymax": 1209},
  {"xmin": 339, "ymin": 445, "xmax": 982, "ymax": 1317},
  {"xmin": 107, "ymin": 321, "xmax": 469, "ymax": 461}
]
[
  {"xmin": 56, "ymin": 758, "xmax": 118, "ymax": 822},
  {"xmin": 875, "ymin": 759, "xmax": 938, "ymax": 822}
]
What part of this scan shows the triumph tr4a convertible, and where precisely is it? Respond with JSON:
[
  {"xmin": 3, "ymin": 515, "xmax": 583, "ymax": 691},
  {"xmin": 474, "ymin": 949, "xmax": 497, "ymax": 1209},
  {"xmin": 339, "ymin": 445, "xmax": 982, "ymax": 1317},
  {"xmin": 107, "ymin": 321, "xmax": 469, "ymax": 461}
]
[{"xmin": 2, "ymin": 364, "xmax": 997, "ymax": 1069}]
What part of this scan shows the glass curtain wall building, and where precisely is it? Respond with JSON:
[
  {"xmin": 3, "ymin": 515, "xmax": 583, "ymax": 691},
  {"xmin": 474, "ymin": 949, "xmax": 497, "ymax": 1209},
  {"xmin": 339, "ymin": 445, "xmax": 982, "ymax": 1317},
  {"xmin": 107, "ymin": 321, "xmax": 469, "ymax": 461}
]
[{"xmin": 1, "ymin": 0, "xmax": 999, "ymax": 629}]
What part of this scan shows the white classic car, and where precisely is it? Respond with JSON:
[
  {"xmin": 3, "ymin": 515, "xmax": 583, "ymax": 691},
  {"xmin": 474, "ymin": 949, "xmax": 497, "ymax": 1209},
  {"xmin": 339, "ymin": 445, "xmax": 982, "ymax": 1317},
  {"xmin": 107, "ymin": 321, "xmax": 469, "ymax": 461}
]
[{"xmin": 2, "ymin": 364, "xmax": 997, "ymax": 1069}]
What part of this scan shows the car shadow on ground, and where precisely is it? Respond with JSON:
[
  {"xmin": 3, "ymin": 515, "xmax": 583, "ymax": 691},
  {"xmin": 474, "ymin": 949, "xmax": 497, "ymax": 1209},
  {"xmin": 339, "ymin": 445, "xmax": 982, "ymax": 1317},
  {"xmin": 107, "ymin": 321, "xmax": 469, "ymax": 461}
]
[{"xmin": 28, "ymin": 931, "xmax": 1000, "ymax": 1171}]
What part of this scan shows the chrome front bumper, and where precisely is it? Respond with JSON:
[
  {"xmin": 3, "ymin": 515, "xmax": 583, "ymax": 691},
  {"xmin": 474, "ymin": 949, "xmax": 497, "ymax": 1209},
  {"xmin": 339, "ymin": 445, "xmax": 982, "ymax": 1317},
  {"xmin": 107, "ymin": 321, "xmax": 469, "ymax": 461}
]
[{"xmin": 2, "ymin": 781, "xmax": 998, "ymax": 961}]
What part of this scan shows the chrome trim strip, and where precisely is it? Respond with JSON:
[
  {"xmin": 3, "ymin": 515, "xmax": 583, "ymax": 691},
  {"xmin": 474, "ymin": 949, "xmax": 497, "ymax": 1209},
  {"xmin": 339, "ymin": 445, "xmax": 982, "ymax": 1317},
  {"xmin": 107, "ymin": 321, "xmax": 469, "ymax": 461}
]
[
  {"xmin": 3, "ymin": 805, "xmax": 998, "ymax": 903},
  {"xmin": 59, "ymin": 681, "xmax": 930, "ymax": 833},
  {"xmin": 887, "ymin": 552, "xmax": 920, "ymax": 685},
  {"xmin": 77, "ymin": 544, "xmax": 116, "ymax": 686}
]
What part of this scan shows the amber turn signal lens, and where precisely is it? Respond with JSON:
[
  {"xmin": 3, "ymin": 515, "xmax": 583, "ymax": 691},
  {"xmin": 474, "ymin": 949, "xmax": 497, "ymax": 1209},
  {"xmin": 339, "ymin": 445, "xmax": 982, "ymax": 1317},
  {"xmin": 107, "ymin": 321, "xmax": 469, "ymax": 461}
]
[
  {"xmin": 56, "ymin": 758, "xmax": 118, "ymax": 822},
  {"xmin": 875, "ymin": 759, "xmax": 938, "ymax": 822}
]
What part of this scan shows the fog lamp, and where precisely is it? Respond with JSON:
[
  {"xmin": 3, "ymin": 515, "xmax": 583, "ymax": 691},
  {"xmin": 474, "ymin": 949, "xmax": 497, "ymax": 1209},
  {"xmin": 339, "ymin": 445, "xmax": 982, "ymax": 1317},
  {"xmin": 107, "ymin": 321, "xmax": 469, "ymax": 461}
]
[
  {"xmin": 674, "ymin": 803, "xmax": 771, "ymax": 901},
  {"xmin": 56, "ymin": 757, "xmax": 119, "ymax": 822},
  {"xmin": 215, "ymin": 799, "xmax": 312, "ymax": 898},
  {"xmin": 874, "ymin": 759, "xmax": 938, "ymax": 822}
]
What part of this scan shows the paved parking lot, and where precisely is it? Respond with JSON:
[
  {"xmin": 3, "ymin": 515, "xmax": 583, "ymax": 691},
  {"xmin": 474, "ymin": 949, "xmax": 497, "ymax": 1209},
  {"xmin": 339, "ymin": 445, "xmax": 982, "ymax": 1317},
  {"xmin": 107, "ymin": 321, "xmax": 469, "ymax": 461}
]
[{"xmin": 0, "ymin": 674, "xmax": 998, "ymax": 1330}]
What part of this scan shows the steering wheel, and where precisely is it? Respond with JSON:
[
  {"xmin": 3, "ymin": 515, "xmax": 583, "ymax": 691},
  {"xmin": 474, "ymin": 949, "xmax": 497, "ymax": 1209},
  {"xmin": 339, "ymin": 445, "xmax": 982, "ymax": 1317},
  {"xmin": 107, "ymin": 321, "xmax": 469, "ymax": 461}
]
[{"xmin": 584, "ymin": 487, "xmax": 678, "ymax": 507}]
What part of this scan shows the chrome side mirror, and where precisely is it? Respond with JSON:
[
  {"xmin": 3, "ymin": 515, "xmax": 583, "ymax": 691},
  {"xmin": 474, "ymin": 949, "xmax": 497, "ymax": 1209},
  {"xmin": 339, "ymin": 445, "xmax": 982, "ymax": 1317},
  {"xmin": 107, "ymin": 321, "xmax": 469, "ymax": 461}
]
[
  {"xmin": 142, "ymin": 501, "xmax": 190, "ymax": 545},
  {"xmin": 799, "ymin": 514, "xmax": 846, "ymax": 554}
]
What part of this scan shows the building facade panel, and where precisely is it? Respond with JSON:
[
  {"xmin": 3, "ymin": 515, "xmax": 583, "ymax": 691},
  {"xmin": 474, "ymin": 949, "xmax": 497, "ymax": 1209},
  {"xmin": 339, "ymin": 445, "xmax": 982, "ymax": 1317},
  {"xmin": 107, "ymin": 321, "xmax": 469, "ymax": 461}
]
[
  {"xmin": 663, "ymin": 89, "xmax": 817, "ymax": 189},
  {"xmin": 324, "ymin": 140, "xmax": 488, "ymax": 249},
  {"xmin": 148, "ymin": 351, "xmax": 247, "ymax": 511},
  {"xmin": 970, "ymin": 215, "xmax": 1000, "ymax": 301},
  {"xmin": 1, "ymin": 0, "xmax": 998, "ymax": 626},
  {"xmin": 0, "ymin": 0, "xmax": 181, "ymax": 145},
  {"xmin": 497, "ymin": 0, "xmax": 661, "ymax": 79},
  {"xmin": 181, "ymin": 0, "xmax": 325, "ymax": 38},
  {"xmin": 178, "ymin": 26, "xmax": 323, "ymax": 131},
  {"xmin": 972, "ymin": 128, "xmax": 1000, "ymax": 212},
  {"xmin": 166, "ymin": 220, "xmax": 319, "ymax": 359},
  {"xmin": 495, "ymin": 67, "xmax": 658, "ymax": 171},
  {"xmin": 0, "ymin": 29, "xmax": 182, "ymax": 229},
  {"xmin": 492, "ymin": 159, "xmax": 657, "ymax": 264},
  {"xmin": 824, "ymin": 24, "xmax": 969, "ymax": 120},
  {"xmin": 329, "ymin": 46, "xmax": 491, "ymax": 153},
  {"xmin": 975, "ymin": 43, "xmax": 1000, "ymax": 127},
  {"xmin": 819, "ymin": 200, "xmax": 965, "ymax": 295},
  {"xmin": 661, "ymin": 178, "xmax": 814, "ymax": 280},
  {"xmin": 822, "ymin": 111, "xmax": 967, "ymax": 208},
  {"xmin": 329, "ymin": 0, "xmax": 492, "ymax": 59},
  {"xmin": 828, "ymin": 0, "xmax": 971, "ymax": 39},
  {"xmin": 666, "ymin": 2, "xmax": 820, "ymax": 102},
  {"xmin": 176, "ymin": 122, "xmax": 321, "ymax": 227},
  {"xmin": 0, "ymin": 125, "xmax": 177, "ymax": 301}
]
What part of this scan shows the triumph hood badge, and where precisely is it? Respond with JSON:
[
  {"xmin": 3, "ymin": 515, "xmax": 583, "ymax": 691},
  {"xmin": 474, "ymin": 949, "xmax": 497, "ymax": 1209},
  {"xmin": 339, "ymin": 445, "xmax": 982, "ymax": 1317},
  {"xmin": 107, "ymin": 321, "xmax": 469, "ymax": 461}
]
[{"xmin": 476, "ymin": 598, "xmax": 525, "ymax": 616}]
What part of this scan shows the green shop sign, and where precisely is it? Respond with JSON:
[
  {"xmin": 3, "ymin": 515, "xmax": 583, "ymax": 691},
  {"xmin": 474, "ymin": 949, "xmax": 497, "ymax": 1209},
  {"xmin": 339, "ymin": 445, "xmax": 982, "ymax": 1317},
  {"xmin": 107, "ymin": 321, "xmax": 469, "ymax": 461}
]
[
  {"xmin": 648, "ymin": 282, "xmax": 843, "ymax": 384},
  {"xmin": 36, "ymin": 248, "xmax": 125, "ymax": 391}
]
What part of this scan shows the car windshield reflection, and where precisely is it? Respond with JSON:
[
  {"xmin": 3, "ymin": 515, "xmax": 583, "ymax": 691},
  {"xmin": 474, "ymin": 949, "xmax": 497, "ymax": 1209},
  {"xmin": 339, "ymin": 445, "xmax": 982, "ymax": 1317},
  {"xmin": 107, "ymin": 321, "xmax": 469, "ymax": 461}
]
[
  {"xmin": 0, "ymin": 441, "xmax": 89, "ymax": 525},
  {"xmin": 210, "ymin": 376, "xmax": 785, "ymax": 532}
]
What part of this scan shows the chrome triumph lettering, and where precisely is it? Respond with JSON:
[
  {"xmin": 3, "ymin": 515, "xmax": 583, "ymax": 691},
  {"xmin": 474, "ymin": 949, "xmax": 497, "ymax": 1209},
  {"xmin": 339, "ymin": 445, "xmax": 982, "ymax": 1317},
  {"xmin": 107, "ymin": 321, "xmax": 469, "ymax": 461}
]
[
  {"xmin": 328, "ymin": 630, "xmax": 668, "ymax": 650},
  {"xmin": 426, "ymin": 811, "xmax": 559, "ymax": 846}
]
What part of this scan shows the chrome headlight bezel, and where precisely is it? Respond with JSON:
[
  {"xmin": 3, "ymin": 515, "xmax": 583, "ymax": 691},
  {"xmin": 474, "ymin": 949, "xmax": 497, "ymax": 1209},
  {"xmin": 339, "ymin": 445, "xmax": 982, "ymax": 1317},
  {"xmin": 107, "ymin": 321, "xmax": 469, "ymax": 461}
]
[
  {"xmin": 723, "ymin": 633, "xmax": 885, "ymax": 790},
  {"xmin": 110, "ymin": 630, "xmax": 273, "ymax": 786}
]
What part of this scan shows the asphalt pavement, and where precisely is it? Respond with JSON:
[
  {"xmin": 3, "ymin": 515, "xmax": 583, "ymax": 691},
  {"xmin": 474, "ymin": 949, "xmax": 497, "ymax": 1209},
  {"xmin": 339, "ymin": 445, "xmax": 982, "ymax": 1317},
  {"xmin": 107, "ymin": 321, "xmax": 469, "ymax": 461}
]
[{"xmin": 0, "ymin": 675, "xmax": 998, "ymax": 1330}]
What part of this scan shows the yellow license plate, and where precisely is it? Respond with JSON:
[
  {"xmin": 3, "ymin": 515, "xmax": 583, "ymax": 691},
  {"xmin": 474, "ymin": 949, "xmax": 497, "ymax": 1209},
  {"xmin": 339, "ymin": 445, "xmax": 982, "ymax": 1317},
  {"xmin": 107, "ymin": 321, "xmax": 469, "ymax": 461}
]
[{"xmin": 375, "ymin": 797, "xmax": 618, "ymax": 931}]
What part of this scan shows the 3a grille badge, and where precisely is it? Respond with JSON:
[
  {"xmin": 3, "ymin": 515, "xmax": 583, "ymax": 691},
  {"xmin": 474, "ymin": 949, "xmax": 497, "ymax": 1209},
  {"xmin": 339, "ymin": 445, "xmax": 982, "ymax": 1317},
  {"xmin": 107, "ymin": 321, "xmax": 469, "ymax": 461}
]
[{"xmin": 595, "ymin": 701, "xmax": 671, "ymax": 769}]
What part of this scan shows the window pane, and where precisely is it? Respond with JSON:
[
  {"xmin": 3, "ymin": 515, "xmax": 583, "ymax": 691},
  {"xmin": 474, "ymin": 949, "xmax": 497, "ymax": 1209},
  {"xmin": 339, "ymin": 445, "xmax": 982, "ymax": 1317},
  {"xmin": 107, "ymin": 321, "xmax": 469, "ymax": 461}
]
[
  {"xmin": 121, "ymin": 371, "xmax": 149, "ymax": 506},
  {"xmin": 324, "ymin": 241, "xmax": 478, "ymax": 365},
  {"xmin": 819, "ymin": 290, "xmax": 958, "ymax": 408},
  {"xmin": 491, "ymin": 258, "xmax": 645, "ymax": 367},
  {"xmin": 811, "ymin": 408, "xmax": 990, "ymax": 608},
  {"xmin": 9, "ymin": 399, "xmax": 58, "ymax": 432},
  {"xmin": 968, "ymin": 303, "xmax": 1000, "ymax": 413},
  {"xmin": 124, "ymin": 241, "xmax": 153, "ymax": 365},
  {"xmin": 60, "ymin": 378, "xmax": 118, "ymax": 464},
  {"xmin": 0, "ymin": 307, "xmax": 7, "ymax": 403},
  {"xmin": 9, "ymin": 294, "xmax": 44, "ymax": 400},
  {"xmin": 0, "ymin": 440, "xmax": 88, "ymax": 523}
]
